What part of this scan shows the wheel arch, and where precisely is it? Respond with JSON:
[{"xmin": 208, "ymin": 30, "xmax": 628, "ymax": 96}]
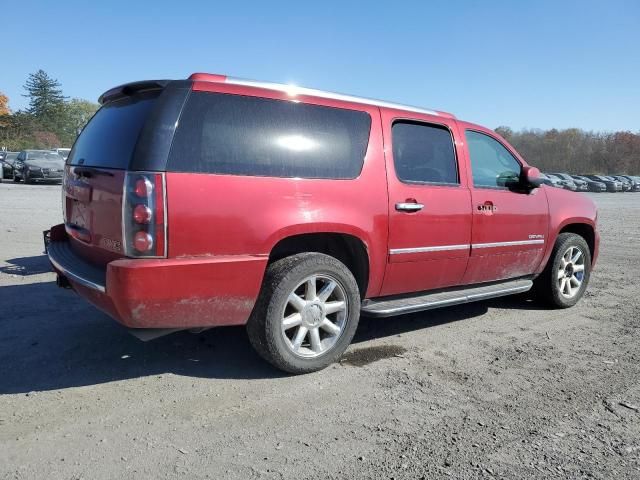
[
  {"xmin": 268, "ymin": 231, "xmax": 371, "ymax": 299},
  {"xmin": 558, "ymin": 222, "xmax": 596, "ymax": 264}
]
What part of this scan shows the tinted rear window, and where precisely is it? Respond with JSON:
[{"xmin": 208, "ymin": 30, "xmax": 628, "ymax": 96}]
[
  {"xmin": 168, "ymin": 92, "xmax": 371, "ymax": 179},
  {"xmin": 67, "ymin": 92, "xmax": 158, "ymax": 169}
]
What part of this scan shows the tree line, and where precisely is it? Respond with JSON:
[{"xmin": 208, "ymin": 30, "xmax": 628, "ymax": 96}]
[
  {"xmin": 496, "ymin": 127, "xmax": 640, "ymax": 175},
  {"xmin": 0, "ymin": 70, "xmax": 99, "ymax": 150},
  {"xmin": 1, "ymin": 72, "xmax": 638, "ymax": 175}
]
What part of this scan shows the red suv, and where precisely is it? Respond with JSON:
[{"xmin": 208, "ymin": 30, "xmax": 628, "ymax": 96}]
[{"xmin": 47, "ymin": 73, "xmax": 599, "ymax": 373}]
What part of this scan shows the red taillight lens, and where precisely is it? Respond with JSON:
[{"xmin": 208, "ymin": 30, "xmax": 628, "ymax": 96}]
[
  {"xmin": 133, "ymin": 204, "xmax": 152, "ymax": 224},
  {"xmin": 123, "ymin": 172, "xmax": 166, "ymax": 258},
  {"xmin": 133, "ymin": 231, "xmax": 154, "ymax": 252},
  {"xmin": 134, "ymin": 177, "xmax": 153, "ymax": 198}
]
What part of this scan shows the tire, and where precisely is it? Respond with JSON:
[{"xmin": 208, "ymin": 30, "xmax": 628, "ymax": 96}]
[
  {"xmin": 23, "ymin": 172, "xmax": 32, "ymax": 184},
  {"xmin": 247, "ymin": 253, "xmax": 361, "ymax": 374},
  {"xmin": 12, "ymin": 171, "xmax": 20, "ymax": 182},
  {"xmin": 533, "ymin": 233, "xmax": 591, "ymax": 308}
]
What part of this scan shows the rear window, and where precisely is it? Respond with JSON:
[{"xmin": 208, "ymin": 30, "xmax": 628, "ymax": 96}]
[
  {"xmin": 168, "ymin": 92, "xmax": 372, "ymax": 179},
  {"xmin": 67, "ymin": 92, "xmax": 158, "ymax": 169}
]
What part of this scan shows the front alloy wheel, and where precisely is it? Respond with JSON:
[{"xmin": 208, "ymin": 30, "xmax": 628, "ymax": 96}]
[
  {"xmin": 557, "ymin": 246, "xmax": 586, "ymax": 299},
  {"xmin": 534, "ymin": 232, "xmax": 591, "ymax": 308}
]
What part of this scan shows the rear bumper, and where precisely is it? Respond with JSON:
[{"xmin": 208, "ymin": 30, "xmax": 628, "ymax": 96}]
[{"xmin": 47, "ymin": 227, "xmax": 268, "ymax": 329}]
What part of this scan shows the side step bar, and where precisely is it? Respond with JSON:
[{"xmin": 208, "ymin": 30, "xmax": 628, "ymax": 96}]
[{"xmin": 361, "ymin": 279, "xmax": 533, "ymax": 317}]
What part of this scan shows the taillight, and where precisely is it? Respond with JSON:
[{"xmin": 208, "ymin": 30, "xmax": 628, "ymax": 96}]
[{"xmin": 123, "ymin": 172, "xmax": 167, "ymax": 258}]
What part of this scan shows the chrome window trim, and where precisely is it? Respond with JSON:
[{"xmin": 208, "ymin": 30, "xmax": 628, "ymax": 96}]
[
  {"xmin": 389, "ymin": 244, "xmax": 470, "ymax": 255},
  {"xmin": 472, "ymin": 239, "xmax": 545, "ymax": 249},
  {"xmin": 226, "ymin": 77, "xmax": 444, "ymax": 117},
  {"xmin": 390, "ymin": 119, "xmax": 461, "ymax": 186}
]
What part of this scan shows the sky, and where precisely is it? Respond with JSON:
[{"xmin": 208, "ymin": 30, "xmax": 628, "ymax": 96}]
[{"xmin": 2, "ymin": 0, "xmax": 639, "ymax": 131}]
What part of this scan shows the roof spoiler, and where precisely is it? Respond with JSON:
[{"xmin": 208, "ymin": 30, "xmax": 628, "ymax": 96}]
[{"xmin": 98, "ymin": 80, "xmax": 172, "ymax": 105}]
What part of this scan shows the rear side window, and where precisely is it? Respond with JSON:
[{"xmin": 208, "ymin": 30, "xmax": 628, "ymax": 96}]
[
  {"xmin": 168, "ymin": 92, "xmax": 372, "ymax": 179},
  {"xmin": 392, "ymin": 121, "xmax": 458, "ymax": 184},
  {"xmin": 67, "ymin": 92, "xmax": 158, "ymax": 168}
]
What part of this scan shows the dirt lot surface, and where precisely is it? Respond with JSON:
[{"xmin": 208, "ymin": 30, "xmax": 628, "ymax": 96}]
[{"xmin": 1, "ymin": 183, "xmax": 639, "ymax": 479}]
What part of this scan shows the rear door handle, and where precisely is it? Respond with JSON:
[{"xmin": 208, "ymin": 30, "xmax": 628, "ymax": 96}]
[{"xmin": 395, "ymin": 202, "xmax": 424, "ymax": 212}]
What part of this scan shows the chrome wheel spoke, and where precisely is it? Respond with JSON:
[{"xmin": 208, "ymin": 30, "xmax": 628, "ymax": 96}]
[
  {"xmin": 560, "ymin": 278, "xmax": 567, "ymax": 294},
  {"xmin": 309, "ymin": 328, "xmax": 322, "ymax": 353},
  {"xmin": 317, "ymin": 280, "xmax": 337, "ymax": 302},
  {"xmin": 320, "ymin": 318, "xmax": 341, "ymax": 336},
  {"xmin": 571, "ymin": 249, "xmax": 582, "ymax": 264},
  {"xmin": 324, "ymin": 300, "xmax": 346, "ymax": 315},
  {"xmin": 570, "ymin": 276, "xmax": 581, "ymax": 288},
  {"xmin": 288, "ymin": 293, "xmax": 306, "ymax": 312},
  {"xmin": 557, "ymin": 268, "xmax": 565, "ymax": 279},
  {"xmin": 282, "ymin": 313, "xmax": 302, "ymax": 330},
  {"xmin": 573, "ymin": 264, "xmax": 584, "ymax": 273},
  {"xmin": 305, "ymin": 277, "xmax": 317, "ymax": 300},
  {"xmin": 565, "ymin": 281, "xmax": 573, "ymax": 296},
  {"xmin": 291, "ymin": 326, "xmax": 308, "ymax": 351}
]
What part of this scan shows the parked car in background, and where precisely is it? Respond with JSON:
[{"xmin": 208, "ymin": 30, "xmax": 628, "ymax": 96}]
[
  {"xmin": 545, "ymin": 173, "xmax": 578, "ymax": 191},
  {"xmin": 13, "ymin": 150, "xmax": 65, "ymax": 183},
  {"xmin": 584, "ymin": 175, "xmax": 622, "ymax": 192},
  {"xmin": 549, "ymin": 173, "xmax": 588, "ymax": 192},
  {"xmin": 540, "ymin": 173, "xmax": 568, "ymax": 189},
  {"xmin": 609, "ymin": 176, "xmax": 632, "ymax": 192},
  {"xmin": 570, "ymin": 175, "xmax": 607, "ymax": 192},
  {"xmin": 1, "ymin": 152, "xmax": 19, "ymax": 179},
  {"xmin": 46, "ymin": 72, "xmax": 599, "ymax": 373},
  {"xmin": 53, "ymin": 148, "xmax": 71, "ymax": 161},
  {"xmin": 612, "ymin": 175, "xmax": 640, "ymax": 192},
  {"xmin": 620, "ymin": 176, "xmax": 640, "ymax": 191}
]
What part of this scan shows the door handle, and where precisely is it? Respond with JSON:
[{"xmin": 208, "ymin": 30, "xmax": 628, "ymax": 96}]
[{"xmin": 396, "ymin": 202, "xmax": 424, "ymax": 212}]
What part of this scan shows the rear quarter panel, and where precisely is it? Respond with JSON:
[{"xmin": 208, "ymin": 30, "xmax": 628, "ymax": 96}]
[{"xmin": 165, "ymin": 95, "xmax": 388, "ymax": 299}]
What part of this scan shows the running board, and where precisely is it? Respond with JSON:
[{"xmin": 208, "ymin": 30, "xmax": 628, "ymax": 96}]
[{"xmin": 361, "ymin": 279, "xmax": 533, "ymax": 317}]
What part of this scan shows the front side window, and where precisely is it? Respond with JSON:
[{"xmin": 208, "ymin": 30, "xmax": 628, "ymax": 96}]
[
  {"xmin": 466, "ymin": 130, "xmax": 521, "ymax": 188},
  {"xmin": 168, "ymin": 92, "xmax": 372, "ymax": 179},
  {"xmin": 391, "ymin": 121, "xmax": 458, "ymax": 184}
]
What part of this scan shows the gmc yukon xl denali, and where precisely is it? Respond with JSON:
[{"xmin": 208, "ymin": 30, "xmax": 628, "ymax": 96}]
[{"xmin": 47, "ymin": 73, "xmax": 599, "ymax": 373}]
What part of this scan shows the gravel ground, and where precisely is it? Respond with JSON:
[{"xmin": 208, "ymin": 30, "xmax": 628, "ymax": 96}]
[{"xmin": 1, "ymin": 183, "xmax": 639, "ymax": 479}]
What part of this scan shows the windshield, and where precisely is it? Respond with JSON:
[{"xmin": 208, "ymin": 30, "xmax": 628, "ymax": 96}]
[{"xmin": 27, "ymin": 151, "xmax": 63, "ymax": 161}]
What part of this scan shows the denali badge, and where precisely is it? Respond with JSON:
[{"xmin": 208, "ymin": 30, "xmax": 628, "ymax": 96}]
[{"xmin": 529, "ymin": 234, "xmax": 545, "ymax": 240}]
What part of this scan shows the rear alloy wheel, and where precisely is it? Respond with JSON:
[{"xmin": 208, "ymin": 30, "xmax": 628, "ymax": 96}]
[
  {"xmin": 534, "ymin": 232, "xmax": 591, "ymax": 308},
  {"xmin": 281, "ymin": 273, "xmax": 348, "ymax": 358},
  {"xmin": 247, "ymin": 253, "xmax": 361, "ymax": 373}
]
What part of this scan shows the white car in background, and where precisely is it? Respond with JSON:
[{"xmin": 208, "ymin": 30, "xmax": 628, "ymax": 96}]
[{"xmin": 52, "ymin": 148, "xmax": 71, "ymax": 161}]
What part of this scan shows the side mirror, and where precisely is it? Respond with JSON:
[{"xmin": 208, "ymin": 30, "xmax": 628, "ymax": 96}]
[{"xmin": 521, "ymin": 166, "xmax": 542, "ymax": 189}]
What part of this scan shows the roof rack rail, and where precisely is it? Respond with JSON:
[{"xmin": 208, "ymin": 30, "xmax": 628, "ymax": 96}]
[{"xmin": 188, "ymin": 72, "xmax": 455, "ymax": 118}]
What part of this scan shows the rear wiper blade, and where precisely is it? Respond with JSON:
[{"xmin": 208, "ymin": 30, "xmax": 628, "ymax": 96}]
[{"xmin": 73, "ymin": 165, "xmax": 115, "ymax": 177}]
